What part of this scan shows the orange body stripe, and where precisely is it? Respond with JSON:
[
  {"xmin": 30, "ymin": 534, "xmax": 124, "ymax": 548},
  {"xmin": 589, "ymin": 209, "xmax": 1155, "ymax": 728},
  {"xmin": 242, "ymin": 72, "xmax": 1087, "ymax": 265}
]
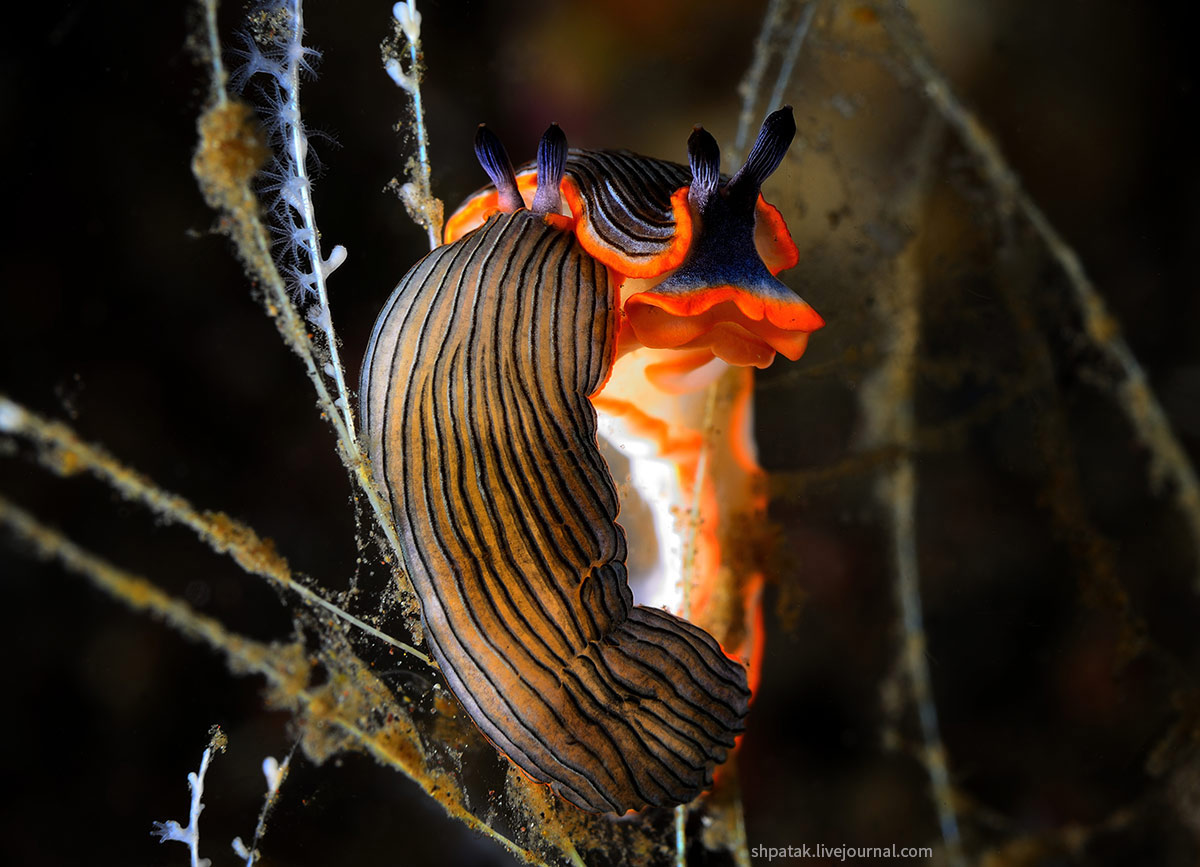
[
  {"xmin": 623, "ymin": 288, "xmax": 824, "ymax": 367},
  {"xmin": 444, "ymin": 173, "xmax": 539, "ymax": 243},
  {"xmin": 755, "ymin": 197, "xmax": 800, "ymax": 274},
  {"xmin": 564, "ymin": 181, "xmax": 694, "ymax": 278}
]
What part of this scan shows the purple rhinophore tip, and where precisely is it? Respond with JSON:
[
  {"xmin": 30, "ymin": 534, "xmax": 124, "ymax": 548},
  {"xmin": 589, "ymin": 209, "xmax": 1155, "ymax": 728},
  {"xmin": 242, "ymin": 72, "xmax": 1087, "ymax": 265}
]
[
  {"xmin": 531, "ymin": 123, "xmax": 567, "ymax": 215},
  {"xmin": 474, "ymin": 124, "xmax": 524, "ymax": 213},
  {"xmin": 727, "ymin": 106, "xmax": 796, "ymax": 205}
]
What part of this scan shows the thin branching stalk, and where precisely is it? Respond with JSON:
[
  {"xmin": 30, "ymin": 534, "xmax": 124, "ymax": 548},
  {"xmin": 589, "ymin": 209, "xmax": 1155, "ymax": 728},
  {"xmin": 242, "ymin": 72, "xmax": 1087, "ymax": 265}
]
[
  {"xmin": 859, "ymin": 115, "xmax": 965, "ymax": 866},
  {"xmin": 732, "ymin": 0, "xmax": 817, "ymax": 163},
  {"xmin": 0, "ymin": 493, "xmax": 294, "ymax": 679},
  {"xmin": 193, "ymin": 0, "xmax": 414, "ymax": 599},
  {"xmin": 274, "ymin": 0, "xmax": 358, "ymax": 441},
  {"xmin": 0, "ymin": 493, "xmax": 547, "ymax": 866},
  {"xmin": 232, "ymin": 752, "xmax": 292, "ymax": 865},
  {"xmin": 151, "ymin": 731, "xmax": 226, "ymax": 867},
  {"xmin": 876, "ymin": 0, "xmax": 1200, "ymax": 590},
  {"xmin": 201, "ymin": 0, "xmax": 229, "ymax": 102},
  {"xmin": 887, "ymin": 460, "xmax": 965, "ymax": 864},
  {"xmin": 674, "ymin": 804, "xmax": 687, "ymax": 867},
  {"xmin": 767, "ymin": 1, "xmax": 817, "ymax": 114},
  {"xmin": 0, "ymin": 393, "xmax": 429, "ymax": 666},
  {"xmin": 386, "ymin": 1, "xmax": 443, "ymax": 251},
  {"xmin": 733, "ymin": 0, "xmax": 789, "ymax": 162}
]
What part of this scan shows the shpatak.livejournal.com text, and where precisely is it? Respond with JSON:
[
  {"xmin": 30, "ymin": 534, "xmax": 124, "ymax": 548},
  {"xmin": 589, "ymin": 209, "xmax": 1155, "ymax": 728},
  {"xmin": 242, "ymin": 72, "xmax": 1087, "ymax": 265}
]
[{"xmin": 751, "ymin": 843, "xmax": 934, "ymax": 861}]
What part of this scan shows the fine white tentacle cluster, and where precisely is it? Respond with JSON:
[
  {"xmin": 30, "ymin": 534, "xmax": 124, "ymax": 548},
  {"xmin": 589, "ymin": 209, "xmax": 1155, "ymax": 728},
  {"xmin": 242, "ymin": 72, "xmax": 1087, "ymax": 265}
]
[{"xmin": 230, "ymin": 0, "xmax": 357, "ymax": 437}]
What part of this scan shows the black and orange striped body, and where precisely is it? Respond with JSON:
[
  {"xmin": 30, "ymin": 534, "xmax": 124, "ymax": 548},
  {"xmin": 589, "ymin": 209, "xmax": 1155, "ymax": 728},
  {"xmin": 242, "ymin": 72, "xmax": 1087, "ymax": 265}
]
[
  {"xmin": 445, "ymin": 149, "xmax": 691, "ymax": 272},
  {"xmin": 361, "ymin": 209, "xmax": 751, "ymax": 813},
  {"xmin": 553, "ymin": 149, "xmax": 692, "ymax": 272}
]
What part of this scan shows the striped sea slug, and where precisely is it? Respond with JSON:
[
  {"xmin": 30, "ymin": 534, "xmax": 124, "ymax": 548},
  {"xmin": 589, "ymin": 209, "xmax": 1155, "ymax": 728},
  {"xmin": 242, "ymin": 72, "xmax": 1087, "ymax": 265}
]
[{"xmin": 361, "ymin": 110, "xmax": 822, "ymax": 813}]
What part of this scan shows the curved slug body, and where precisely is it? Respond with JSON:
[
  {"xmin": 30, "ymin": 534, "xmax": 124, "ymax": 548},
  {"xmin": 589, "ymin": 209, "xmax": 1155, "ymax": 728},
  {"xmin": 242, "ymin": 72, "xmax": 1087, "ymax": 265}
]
[{"xmin": 363, "ymin": 112, "xmax": 819, "ymax": 813}]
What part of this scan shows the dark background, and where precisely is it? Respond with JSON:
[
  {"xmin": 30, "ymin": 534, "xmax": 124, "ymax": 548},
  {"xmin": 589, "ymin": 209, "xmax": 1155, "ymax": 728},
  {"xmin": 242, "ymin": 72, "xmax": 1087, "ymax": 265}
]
[{"xmin": 2, "ymin": 1, "xmax": 1198, "ymax": 864}]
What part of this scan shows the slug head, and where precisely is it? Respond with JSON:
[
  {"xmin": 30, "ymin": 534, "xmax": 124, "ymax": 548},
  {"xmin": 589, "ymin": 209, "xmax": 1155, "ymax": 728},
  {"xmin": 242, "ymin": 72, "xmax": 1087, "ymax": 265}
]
[
  {"xmin": 623, "ymin": 107, "xmax": 823, "ymax": 369},
  {"xmin": 472, "ymin": 122, "xmax": 570, "ymax": 224}
]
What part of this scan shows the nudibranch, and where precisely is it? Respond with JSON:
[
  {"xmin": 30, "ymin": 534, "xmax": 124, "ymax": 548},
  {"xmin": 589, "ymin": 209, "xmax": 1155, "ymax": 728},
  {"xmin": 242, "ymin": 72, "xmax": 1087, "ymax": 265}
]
[{"xmin": 362, "ymin": 110, "xmax": 822, "ymax": 814}]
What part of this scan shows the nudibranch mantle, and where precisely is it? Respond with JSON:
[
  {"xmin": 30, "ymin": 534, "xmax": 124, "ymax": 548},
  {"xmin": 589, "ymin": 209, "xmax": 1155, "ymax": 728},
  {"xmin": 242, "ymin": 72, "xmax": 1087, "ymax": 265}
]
[
  {"xmin": 362, "ymin": 112, "xmax": 819, "ymax": 814},
  {"xmin": 443, "ymin": 107, "xmax": 824, "ymax": 373}
]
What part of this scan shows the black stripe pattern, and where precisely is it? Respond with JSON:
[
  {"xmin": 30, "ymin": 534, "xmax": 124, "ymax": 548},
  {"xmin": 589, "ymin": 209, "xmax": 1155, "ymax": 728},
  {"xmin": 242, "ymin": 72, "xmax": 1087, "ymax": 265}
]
[
  {"xmin": 557, "ymin": 149, "xmax": 689, "ymax": 258},
  {"xmin": 449, "ymin": 148, "xmax": 692, "ymax": 262},
  {"xmin": 361, "ymin": 210, "xmax": 751, "ymax": 813}
]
